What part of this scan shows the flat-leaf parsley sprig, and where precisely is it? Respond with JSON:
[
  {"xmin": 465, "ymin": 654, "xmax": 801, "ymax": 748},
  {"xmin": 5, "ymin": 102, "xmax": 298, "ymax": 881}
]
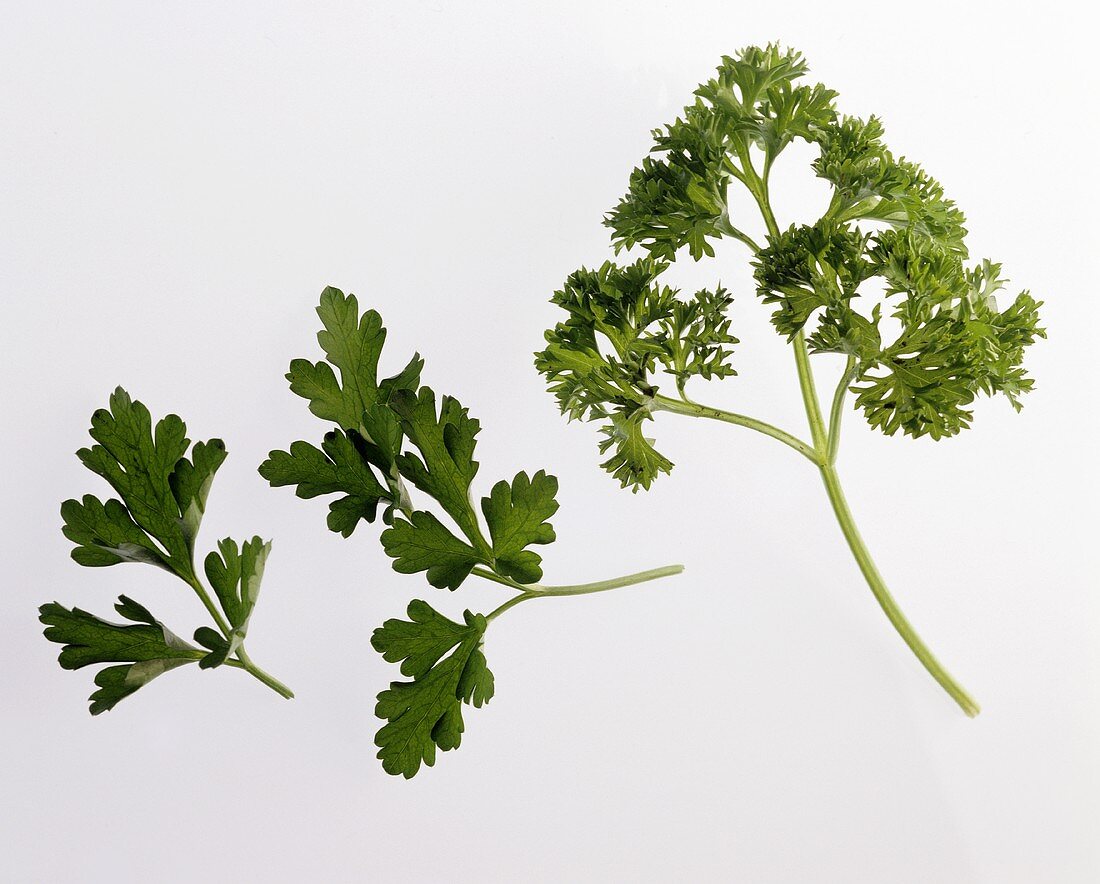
[
  {"xmin": 42, "ymin": 390, "xmax": 293, "ymax": 712},
  {"xmin": 261, "ymin": 288, "xmax": 683, "ymax": 777},
  {"xmin": 537, "ymin": 45, "xmax": 1045, "ymax": 716}
]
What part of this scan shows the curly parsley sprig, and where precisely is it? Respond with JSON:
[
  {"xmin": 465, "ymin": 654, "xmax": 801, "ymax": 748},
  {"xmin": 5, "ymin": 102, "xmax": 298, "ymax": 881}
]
[
  {"xmin": 261, "ymin": 288, "xmax": 682, "ymax": 777},
  {"xmin": 538, "ymin": 44, "xmax": 1046, "ymax": 716}
]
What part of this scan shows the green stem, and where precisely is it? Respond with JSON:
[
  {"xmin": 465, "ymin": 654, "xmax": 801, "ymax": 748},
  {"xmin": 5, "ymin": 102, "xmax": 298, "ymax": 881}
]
[
  {"xmin": 715, "ymin": 214, "xmax": 762, "ymax": 252},
  {"xmin": 737, "ymin": 148, "xmax": 780, "ymax": 239},
  {"xmin": 187, "ymin": 575, "xmax": 233, "ymax": 638},
  {"xmin": 790, "ymin": 334, "xmax": 979, "ymax": 716},
  {"xmin": 792, "ymin": 330, "xmax": 829, "ymax": 451},
  {"xmin": 826, "ymin": 355, "xmax": 857, "ymax": 465},
  {"xmin": 729, "ymin": 165, "xmax": 979, "ymax": 715},
  {"xmin": 483, "ymin": 564, "xmax": 685, "ymax": 623},
  {"xmin": 187, "ymin": 574, "xmax": 293, "ymax": 700},
  {"xmin": 232, "ymin": 646, "xmax": 295, "ymax": 700},
  {"xmin": 817, "ymin": 464, "xmax": 980, "ymax": 717},
  {"xmin": 652, "ymin": 394, "xmax": 819, "ymax": 464}
]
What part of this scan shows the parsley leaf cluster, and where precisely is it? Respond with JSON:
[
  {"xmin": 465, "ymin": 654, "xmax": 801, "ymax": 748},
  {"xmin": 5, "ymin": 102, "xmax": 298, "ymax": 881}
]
[
  {"xmin": 262, "ymin": 288, "xmax": 681, "ymax": 776},
  {"xmin": 539, "ymin": 44, "xmax": 1044, "ymax": 487},
  {"xmin": 536, "ymin": 45, "xmax": 1045, "ymax": 716},
  {"xmin": 42, "ymin": 389, "xmax": 292, "ymax": 712}
]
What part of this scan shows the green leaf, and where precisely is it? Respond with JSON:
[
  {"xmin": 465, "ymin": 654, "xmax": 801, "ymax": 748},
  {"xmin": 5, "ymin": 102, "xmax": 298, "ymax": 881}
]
[
  {"xmin": 814, "ymin": 116, "xmax": 967, "ymax": 252},
  {"xmin": 259, "ymin": 431, "xmax": 392, "ymax": 537},
  {"xmin": 481, "ymin": 470, "xmax": 559, "ymax": 584},
  {"xmin": 61, "ymin": 494, "xmax": 171, "ymax": 569},
  {"xmin": 807, "ymin": 304, "xmax": 883, "ymax": 364},
  {"xmin": 753, "ymin": 222, "xmax": 874, "ymax": 338},
  {"xmin": 608, "ymin": 45, "xmax": 835, "ymax": 262},
  {"xmin": 169, "ymin": 439, "xmax": 228, "ymax": 550},
  {"xmin": 193, "ymin": 626, "xmax": 232, "ymax": 669},
  {"xmin": 599, "ymin": 410, "xmax": 674, "ymax": 491},
  {"xmin": 204, "ymin": 536, "xmax": 270, "ymax": 632},
  {"xmin": 373, "ymin": 603, "xmax": 493, "ymax": 778},
  {"xmin": 75, "ymin": 388, "xmax": 194, "ymax": 574},
  {"xmin": 380, "ymin": 511, "xmax": 483, "ymax": 590},
  {"xmin": 39, "ymin": 596, "xmax": 202, "ymax": 714},
  {"xmin": 287, "ymin": 287, "xmax": 425, "ymax": 432},
  {"xmin": 287, "ymin": 287, "xmax": 387, "ymax": 431},
  {"xmin": 390, "ymin": 387, "xmax": 487, "ymax": 549},
  {"xmin": 536, "ymin": 258, "xmax": 727, "ymax": 491},
  {"xmin": 52, "ymin": 392, "xmax": 292, "ymax": 711}
]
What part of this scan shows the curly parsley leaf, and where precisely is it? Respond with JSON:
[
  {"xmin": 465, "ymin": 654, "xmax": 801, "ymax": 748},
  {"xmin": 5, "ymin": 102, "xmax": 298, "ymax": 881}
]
[
  {"xmin": 548, "ymin": 44, "xmax": 1043, "ymax": 482},
  {"xmin": 535, "ymin": 258, "xmax": 735, "ymax": 488},
  {"xmin": 538, "ymin": 44, "xmax": 1043, "ymax": 719},
  {"xmin": 815, "ymin": 116, "xmax": 967, "ymax": 252},
  {"xmin": 372, "ymin": 602, "xmax": 493, "ymax": 778},
  {"xmin": 598, "ymin": 409, "xmax": 673, "ymax": 491},
  {"xmin": 753, "ymin": 222, "xmax": 874, "ymax": 339},
  {"xmin": 607, "ymin": 44, "xmax": 836, "ymax": 262},
  {"xmin": 39, "ymin": 596, "xmax": 203, "ymax": 714}
]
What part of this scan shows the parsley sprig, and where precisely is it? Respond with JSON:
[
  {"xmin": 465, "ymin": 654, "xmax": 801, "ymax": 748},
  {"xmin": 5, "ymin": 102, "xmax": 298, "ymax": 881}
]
[
  {"xmin": 42, "ymin": 390, "xmax": 293, "ymax": 713},
  {"xmin": 262, "ymin": 288, "xmax": 682, "ymax": 777},
  {"xmin": 538, "ymin": 45, "xmax": 1046, "ymax": 715}
]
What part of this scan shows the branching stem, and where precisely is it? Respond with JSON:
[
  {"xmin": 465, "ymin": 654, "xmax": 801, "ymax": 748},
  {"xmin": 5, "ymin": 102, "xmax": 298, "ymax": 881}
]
[
  {"xmin": 652, "ymin": 394, "xmax": 820, "ymax": 464},
  {"xmin": 789, "ymin": 328, "xmax": 979, "ymax": 716},
  {"xmin": 480, "ymin": 564, "xmax": 685, "ymax": 622},
  {"xmin": 187, "ymin": 574, "xmax": 294, "ymax": 700},
  {"xmin": 650, "ymin": 171, "xmax": 982, "ymax": 715},
  {"xmin": 827, "ymin": 355, "xmax": 857, "ymax": 465},
  {"xmin": 229, "ymin": 647, "xmax": 296, "ymax": 700}
]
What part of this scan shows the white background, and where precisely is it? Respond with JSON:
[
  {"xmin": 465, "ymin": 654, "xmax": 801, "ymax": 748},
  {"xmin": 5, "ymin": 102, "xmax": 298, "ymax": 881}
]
[{"xmin": 2, "ymin": 2, "xmax": 1097, "ymax": 882}]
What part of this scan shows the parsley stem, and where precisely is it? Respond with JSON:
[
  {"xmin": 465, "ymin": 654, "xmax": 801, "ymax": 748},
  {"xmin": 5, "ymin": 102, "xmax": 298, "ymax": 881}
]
[
  {"xmin": 186, "ymin": 574, "xmax": 233, "ymax": 638},
  {"xmin": 232, "ymin": 646, "xmax": 295, "ymax": 700},
  {"xmin": 817, "ymin": 463, "xmax": 980, "ymax": 717},
  {"xmin": 652, "ymin": 394, "xmax": 820, "ymax": 464},
  {"xmin": 482, "ymin": 564, "xmax": 685, "ymax": 622},
  {"xmin": 187, "ymin": 574, "xmax": 294, "ymax": 699},
  {"xmin": 792, "ymin": 332, "xmax": 979, "ymax": 715},
  {"xmin": 792, "ymin": 330, "xmax": 829, "ymax": 451},
  {"xmin": 826, "ymin": 355, "xmax": 857, "ymax": 465}
]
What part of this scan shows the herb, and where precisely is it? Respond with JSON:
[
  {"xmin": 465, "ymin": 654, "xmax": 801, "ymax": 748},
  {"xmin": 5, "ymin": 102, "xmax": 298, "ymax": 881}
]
[
  {"xmin": 42, "ymin": 389, "xmax": 293, "ymax": 712},
  {"xmin": 537, "ymin": 45, "xmax": 1045, "ymax": 715},
  {"xmin": 262, "ymin": 288, "xmax": 682, "ymax": 776}
]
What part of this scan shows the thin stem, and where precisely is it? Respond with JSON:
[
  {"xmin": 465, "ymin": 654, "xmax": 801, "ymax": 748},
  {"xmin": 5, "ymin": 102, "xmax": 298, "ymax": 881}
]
[
  {"xmin": 470, "ymin": 566, "xmax": 522, "ymax": 590},
  {"xmin": 233, "ymin": 646, "xmax": 295, "ymax": 700},
  {"xmin": 716, "ymin": 214, "xmax": 762, "ymax": 253},
  {"xmin": 652, "ymin": 394, "xmax": 820, "ymax": 464},
  {"xmin": 791, "ymin": 330, "xmax": 828, "ymax": 452},
  {"xmin": 483, "ymin": 564, "xmax": 685, "ymax": 623},
  {"xmin": 187, "ymin": 575, "xmax": 233, "ymax": 638},
  {"xmin": 739, "ymin": 160, "xmax": 978, "ymax": 716},
  {"xmin": 789, "ymin": 330, "xmax": 979, "ymax": 714},
  {"xmin": 827, "ymin": 356, "xmax": 857, "ymax": 465},
  {"xmin": 186, "ymin": 574, "xmax": 293, "ymax": 699},
  {"xmin": 528, "ymin": 564, "xmax": 686, "ymax": 596},
  {"xmin": 736, "ymin": 148, "xmax": 780, "ymax": 239},
  {"xmin": 818, "ymin": 465, "xmax": 980, "ymax": 717},
  {"xmin": 484, "ymin": 593, "xmax": 529, "ymax": 622}
]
